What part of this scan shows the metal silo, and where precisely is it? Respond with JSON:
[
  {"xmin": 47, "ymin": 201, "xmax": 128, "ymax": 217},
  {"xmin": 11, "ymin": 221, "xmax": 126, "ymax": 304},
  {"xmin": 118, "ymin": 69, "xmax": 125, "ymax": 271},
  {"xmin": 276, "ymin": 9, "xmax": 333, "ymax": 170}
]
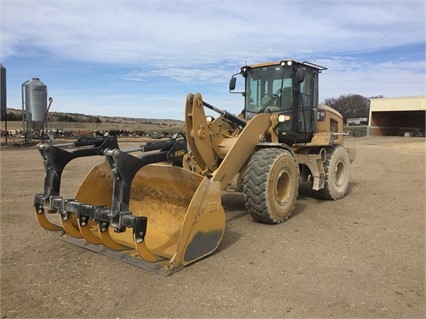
[
  {"xmin": 22, "ymin": 78, "xmax": 48, "ymax": 123},
  {"xmin": 22, "ymin": 78, "xmax": 48, "ymax": 141},
  {"xmin": 0, "ymin": 64, "xmax": 6, "ymax": 121}
]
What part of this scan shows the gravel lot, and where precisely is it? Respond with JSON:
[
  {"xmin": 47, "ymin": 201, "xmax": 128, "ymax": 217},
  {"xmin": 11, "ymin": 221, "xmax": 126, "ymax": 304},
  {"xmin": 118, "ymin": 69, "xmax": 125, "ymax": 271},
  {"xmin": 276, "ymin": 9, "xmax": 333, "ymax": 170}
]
[{"xmin": 1, "ymin": 136, "xmax": 425, "ymax": 318}]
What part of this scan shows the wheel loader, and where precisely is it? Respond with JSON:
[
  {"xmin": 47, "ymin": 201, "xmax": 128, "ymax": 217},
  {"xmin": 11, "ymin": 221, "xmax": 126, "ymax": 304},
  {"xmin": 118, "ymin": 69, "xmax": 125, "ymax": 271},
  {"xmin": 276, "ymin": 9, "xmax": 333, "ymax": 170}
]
[{"xmin": 34, "ymin": 59, "xmax": 355, "ymax": 275}]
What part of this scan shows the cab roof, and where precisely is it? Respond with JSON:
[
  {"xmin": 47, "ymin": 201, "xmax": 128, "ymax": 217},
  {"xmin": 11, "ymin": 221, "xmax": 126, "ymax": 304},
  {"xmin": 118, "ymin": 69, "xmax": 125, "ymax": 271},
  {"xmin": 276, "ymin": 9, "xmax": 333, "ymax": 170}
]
[{"xmin": 247, "ymin": 60, "xmax": 327, "ymax": 72}]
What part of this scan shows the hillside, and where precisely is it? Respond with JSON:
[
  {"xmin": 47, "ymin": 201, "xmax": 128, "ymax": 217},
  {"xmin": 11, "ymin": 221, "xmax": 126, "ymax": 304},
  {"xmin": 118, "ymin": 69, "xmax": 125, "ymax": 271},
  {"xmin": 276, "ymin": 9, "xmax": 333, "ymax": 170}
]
[{"xmin": 3, "ymin": 108, "xmax": 183, "ymax": 125}]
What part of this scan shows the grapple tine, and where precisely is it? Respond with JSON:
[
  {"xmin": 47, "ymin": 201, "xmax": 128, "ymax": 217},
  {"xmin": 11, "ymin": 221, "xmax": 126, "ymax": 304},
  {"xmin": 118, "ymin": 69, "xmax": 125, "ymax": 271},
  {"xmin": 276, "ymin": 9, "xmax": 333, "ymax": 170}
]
[
  {"xmin": 61, "ymin": 216, "xmax": 83, "ymax": 239},
  {"xmin": 132, "ymin": 216, "xmax": 166, "ymax": 263},
  {"xmin": 78, "ymin": 222, "xmax": 103, "ymax": 245},
  {"xmin": 35, "ymin": 210, "xmax": 63, "ymax": 231},
  {"xmin": 98, "ymin": 226, "xmax": 128, "ymax": 251},
  {"xmin": 34, "ymin": 194, "xmax": 63, "ymax": 231},
  {"xmin": 134, "ymin": 241, "xmax": 165, "ymax": 263}
]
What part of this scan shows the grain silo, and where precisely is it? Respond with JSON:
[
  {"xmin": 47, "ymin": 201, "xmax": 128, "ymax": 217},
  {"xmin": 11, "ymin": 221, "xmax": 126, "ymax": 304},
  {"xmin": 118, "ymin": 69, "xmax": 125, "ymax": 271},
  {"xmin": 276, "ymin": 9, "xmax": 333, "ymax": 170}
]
[
  {"xmin": 22, "ymin": 78, "xmax": 48, "ymax": 141},
  {"xmin": 0, "ymin": 64, "xmax": 6, "ymax": 121}
]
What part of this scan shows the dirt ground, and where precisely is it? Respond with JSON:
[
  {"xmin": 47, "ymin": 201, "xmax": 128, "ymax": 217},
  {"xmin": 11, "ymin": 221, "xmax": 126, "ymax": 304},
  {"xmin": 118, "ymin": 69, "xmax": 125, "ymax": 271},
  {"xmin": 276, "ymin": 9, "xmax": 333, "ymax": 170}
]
[{"xmin": 1, "ymin": 136, "xmax": 425, "ymax": 318}]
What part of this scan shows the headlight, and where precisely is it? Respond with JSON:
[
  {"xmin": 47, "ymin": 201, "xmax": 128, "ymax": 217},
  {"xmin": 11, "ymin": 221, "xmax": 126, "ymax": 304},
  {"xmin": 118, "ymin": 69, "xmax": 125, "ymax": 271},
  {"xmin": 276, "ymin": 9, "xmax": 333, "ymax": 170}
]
[
  {"xmin": 278, "ymin": 114, "xmax": 291, "ymax": 122},
  {"xmin": 280, "ymin": 60, "xmax": 293, "ymax": 67}
]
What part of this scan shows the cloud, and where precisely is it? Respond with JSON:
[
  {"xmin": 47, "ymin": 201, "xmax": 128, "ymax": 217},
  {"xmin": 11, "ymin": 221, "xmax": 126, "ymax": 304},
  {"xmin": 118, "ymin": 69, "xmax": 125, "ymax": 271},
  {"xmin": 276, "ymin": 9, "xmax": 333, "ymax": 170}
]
[
  {"xmin": 319, "ymin": 57, "xmax": 426, "ymax": 99},
  {"xmin": 2, "ymin": 0, "xmax": 424, "ymax": 65},
  {"xmin": 1, "ymin": 0, "xmax": 424, "ymax": 119},
  {"xmin": 123, "ymin": 65, "xmax": 234, "ymax": 85}
]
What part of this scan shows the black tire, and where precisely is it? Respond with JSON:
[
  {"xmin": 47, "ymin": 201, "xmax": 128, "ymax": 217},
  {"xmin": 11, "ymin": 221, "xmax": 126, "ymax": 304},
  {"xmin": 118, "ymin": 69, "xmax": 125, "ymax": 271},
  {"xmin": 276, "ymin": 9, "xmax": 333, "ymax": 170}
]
[
  {"xmin": 317, "ymin": 146, "xmax": 350, "ymax": 200},
  {"xmin": 243, "ymin": 148, "xmax": 299, "ymax": 224}
]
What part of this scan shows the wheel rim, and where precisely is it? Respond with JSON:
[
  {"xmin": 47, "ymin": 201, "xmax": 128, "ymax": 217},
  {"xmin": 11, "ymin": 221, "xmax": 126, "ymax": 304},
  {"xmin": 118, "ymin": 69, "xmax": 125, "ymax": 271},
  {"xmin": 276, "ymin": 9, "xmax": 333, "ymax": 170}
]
[
  {"xmin": 275, "ymin": 170, "xmax": 290, "ymax": 204},
  {"xmin": 334, "ymin": 161, "xmax": 345, "ymax": 186}
]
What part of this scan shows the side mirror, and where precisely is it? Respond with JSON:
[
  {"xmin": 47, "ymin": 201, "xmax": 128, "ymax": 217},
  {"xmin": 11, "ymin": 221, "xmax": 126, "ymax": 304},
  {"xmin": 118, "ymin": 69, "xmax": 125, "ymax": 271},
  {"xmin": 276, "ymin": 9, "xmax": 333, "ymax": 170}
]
[
  {"xmin": 229, "ymin": 77, "xmax": 237, "ymax": 91},
  {"xmin": 296, "ymin": 68, "xmax": 306, "ymax": 83}
]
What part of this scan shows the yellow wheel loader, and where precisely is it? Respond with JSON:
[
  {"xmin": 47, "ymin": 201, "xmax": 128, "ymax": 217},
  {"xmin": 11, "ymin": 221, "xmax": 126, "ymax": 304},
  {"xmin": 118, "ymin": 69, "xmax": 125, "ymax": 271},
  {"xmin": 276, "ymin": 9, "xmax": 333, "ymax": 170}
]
[{"xmin": 34, "ymin": 60, "xmax": 355, "ymax": 275}]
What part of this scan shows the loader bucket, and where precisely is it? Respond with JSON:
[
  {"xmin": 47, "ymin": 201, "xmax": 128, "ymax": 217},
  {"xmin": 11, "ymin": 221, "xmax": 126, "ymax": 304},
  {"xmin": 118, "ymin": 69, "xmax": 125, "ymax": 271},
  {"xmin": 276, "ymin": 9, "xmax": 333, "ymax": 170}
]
[
  {"xmin": 34, "ymin": 137, "xmax": 224, "ymax": 275},
  {"xmin": 60, "ymin": 161, "xmax": 226, "ymax": 275}
]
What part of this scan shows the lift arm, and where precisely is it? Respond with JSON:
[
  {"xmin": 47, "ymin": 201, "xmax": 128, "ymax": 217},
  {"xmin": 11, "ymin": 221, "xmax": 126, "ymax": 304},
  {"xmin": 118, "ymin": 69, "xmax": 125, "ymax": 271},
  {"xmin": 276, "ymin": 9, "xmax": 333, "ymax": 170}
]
[{"xmin": 184, "ymin": 93, "xmax": 275, "ymax": 189}]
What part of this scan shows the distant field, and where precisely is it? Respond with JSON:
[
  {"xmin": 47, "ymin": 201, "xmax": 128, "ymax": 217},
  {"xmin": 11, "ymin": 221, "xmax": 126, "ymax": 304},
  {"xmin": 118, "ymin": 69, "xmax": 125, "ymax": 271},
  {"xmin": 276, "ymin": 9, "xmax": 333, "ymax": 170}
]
[
  {"xmin": 1, "ymin": 108, "xmax": 185, "ymax": 138},
  {"xmin": 1, "ymin": 120, "xmax": 185, "ymax": 137}
]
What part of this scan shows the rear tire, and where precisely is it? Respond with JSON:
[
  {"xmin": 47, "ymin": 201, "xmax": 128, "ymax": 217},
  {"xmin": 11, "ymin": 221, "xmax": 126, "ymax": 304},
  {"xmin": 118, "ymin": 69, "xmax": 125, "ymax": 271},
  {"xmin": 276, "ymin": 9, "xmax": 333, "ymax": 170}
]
[
  {"xmin": 243, "ymin": 148, "xmax": 299, "ymax": 224},
  {"xmin": 317, "ymin": 146, "xmax": 350, "ymax": 200}
]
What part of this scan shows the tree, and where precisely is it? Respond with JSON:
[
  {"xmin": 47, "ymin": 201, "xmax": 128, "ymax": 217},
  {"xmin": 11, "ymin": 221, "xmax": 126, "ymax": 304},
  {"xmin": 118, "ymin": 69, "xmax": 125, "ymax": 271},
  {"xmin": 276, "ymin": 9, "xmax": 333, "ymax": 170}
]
[
  {"xmin": 57, "ymin": 114, "xmax": 77, "ymax": 122},
  {"xmin": 88, "ymin": 116, "xmax": 102, "ymax": 123},
  {"xmin": 5, "ymin": 112, "xmax": 20, "ymax": 121},
  {"xmin": 323, "ymin": 94, "xmax": 370, "ymax": 122}
]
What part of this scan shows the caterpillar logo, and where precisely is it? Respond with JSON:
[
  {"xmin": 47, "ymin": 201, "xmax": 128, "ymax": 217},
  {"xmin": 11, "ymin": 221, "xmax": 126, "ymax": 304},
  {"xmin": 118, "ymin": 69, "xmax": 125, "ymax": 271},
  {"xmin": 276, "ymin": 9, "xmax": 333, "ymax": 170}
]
[{"xmin": 174, "ymin": 150, "xmax": 186, "ymax": 157}]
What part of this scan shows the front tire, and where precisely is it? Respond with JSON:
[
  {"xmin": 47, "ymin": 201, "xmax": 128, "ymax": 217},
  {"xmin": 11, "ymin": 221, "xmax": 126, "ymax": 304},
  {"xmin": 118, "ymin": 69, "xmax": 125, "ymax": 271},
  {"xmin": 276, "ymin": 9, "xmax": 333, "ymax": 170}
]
[{"xmin": 243, "ymin": 148, "xmax": 299, "ymax": 224}]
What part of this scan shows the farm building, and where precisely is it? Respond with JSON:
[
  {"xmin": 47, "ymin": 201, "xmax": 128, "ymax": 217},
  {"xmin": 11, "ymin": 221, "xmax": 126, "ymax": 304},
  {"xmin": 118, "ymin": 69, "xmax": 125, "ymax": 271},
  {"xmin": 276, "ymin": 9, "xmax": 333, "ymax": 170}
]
[{"xmin": 368, "ymin": 96, "xmax": 426, "ymax": 136}]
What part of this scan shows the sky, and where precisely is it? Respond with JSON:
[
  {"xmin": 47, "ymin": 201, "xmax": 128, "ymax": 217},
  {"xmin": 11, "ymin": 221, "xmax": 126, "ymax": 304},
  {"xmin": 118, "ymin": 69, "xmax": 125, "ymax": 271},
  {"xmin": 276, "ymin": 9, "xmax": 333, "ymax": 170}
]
[{"xmin": 1, "ymin": 0, "xmax": 425, "ymax": 120}]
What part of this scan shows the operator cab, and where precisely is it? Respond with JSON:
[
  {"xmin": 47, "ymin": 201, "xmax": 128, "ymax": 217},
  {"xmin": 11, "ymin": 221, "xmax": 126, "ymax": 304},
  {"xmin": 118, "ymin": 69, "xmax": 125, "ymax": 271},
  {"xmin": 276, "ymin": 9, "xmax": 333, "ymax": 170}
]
[{"xmin": 229, "ymin": 60, "xmax": 326, "ymax": 145}]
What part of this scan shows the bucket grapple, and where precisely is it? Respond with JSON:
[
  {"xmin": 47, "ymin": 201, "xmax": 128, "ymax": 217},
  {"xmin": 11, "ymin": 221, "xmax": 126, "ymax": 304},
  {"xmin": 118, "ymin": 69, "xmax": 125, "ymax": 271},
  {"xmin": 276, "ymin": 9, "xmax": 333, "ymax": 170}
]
[{"xmin": 34, "ymin": 129, "xmax": 227, "ymax": 275}]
